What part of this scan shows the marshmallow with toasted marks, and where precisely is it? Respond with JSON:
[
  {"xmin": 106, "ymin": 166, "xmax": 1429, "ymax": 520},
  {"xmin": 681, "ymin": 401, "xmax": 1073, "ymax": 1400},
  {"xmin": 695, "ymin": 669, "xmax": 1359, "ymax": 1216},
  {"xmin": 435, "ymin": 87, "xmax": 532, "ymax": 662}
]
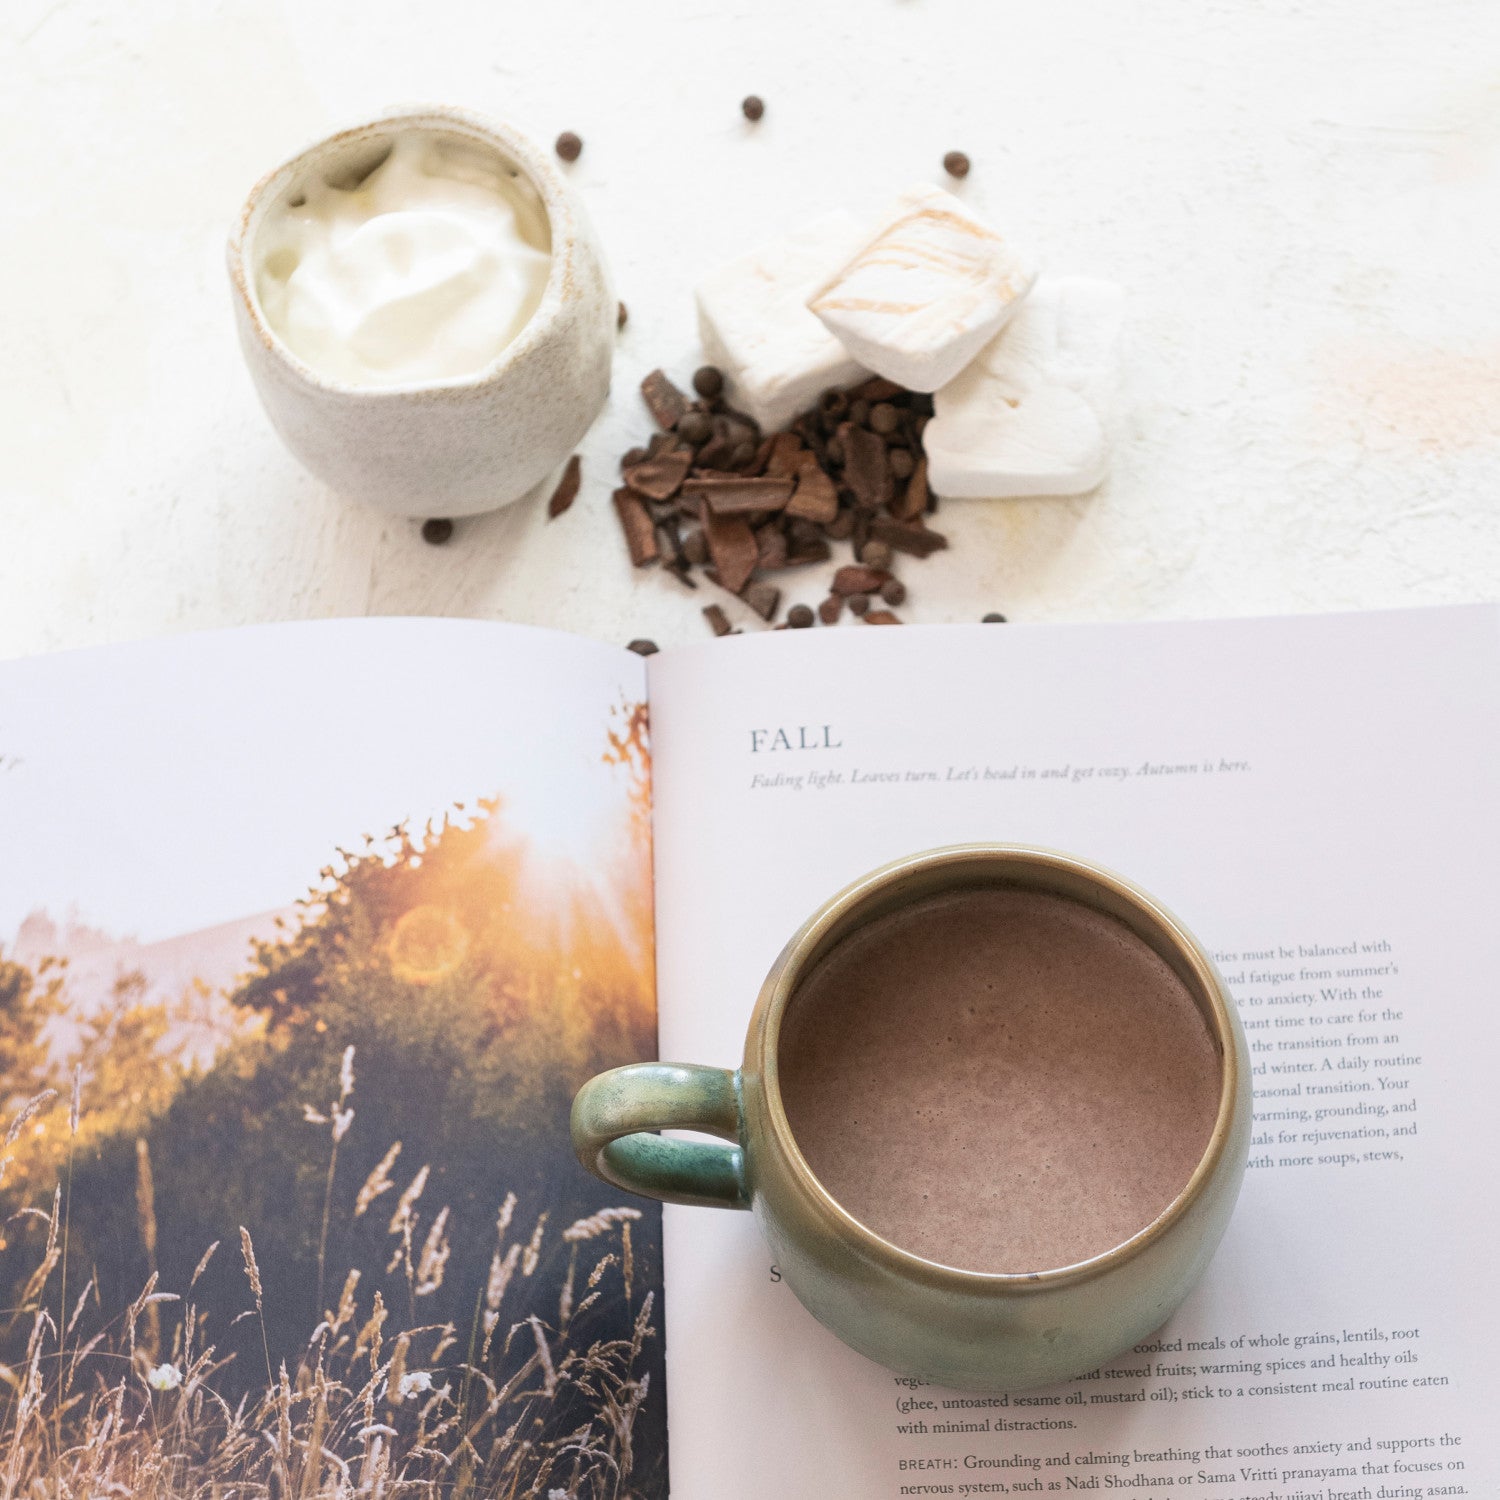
[
  {"xmin": 695, "ymin": 211, "xmax": 870, "ymax": 433},
  {"xmin": 923, "ymin": 276, "xmax": 1124, "ymax": 499},
  {"xmin": 806, "ymin": 184, "xmax": 1037, "ymax": 394}
]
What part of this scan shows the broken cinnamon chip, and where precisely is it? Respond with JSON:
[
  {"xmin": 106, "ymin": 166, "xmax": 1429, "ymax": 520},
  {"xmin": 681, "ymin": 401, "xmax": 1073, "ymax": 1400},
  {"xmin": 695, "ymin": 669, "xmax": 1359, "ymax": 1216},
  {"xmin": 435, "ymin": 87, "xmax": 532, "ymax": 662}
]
[
  {"xmin": 703, "ymin": 508, "xmax": 759, "ymax": 593},
  {"xmin": 763, "ymin": 431, "xmax": 806, "ymax": 480},
  {"xmin": 612, "ymin": 487, "xmax": 659, "ymax": 567},
  {"xmin": 870, "ymin": 516, "xmax": 948, "ymax": 558},
  {"xmin": 832, "ymin": 563, "xmax": 893, "ymax": 596},
  {"xmin": 682, "ymin": 475, "xmax": 795, "ymax": 514},
  {"xmin": 842, "ymin": 424, "xmax": 894, "ymax": 512},
  {"xmin": 623, "ymin": 451, "xmax": 692, "ymax": 501},
  {"xmin": 703, "ymin": 604, "xmax": 734, "ymax": 637},
  {"xmin": 547, "ymin": 455, "xmax": 582, "ymax": 518},
  {"xmin": 863, "ymin": 610, "xmax": 903, "ymax": 624},
  {"xmin": 818, "ymin": 594, "xmax": 844, "ymax": 625},
  {"xmin": 641, "ymin": 369, "xmax": 690, "ymax": 430},
  {"xmin": 891, "ymin": 454, "xmax": 930, "ymax": 522},
  {"xmin": 741, "ymin": 580, "xmax": 781, "ymax": 621},
  {"xmin": 756, "ymin": 526, "xmax": 789, "ymax": 570},
  {"xmin": 785, "ymin": 452, "xmax": 839, "ymax": 524}
]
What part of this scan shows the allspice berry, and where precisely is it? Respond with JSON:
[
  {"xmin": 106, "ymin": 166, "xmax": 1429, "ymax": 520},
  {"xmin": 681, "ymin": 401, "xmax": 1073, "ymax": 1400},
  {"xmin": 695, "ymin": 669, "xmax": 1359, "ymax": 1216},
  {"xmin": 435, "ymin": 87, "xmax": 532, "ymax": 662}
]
[
  {"xmin": 741, "ymin": 95, "xmax": 765, "ymax": 122},
  {"xmin": 943, "ymin": 150, "xmax": 971, "ymax": 179},
  {"xmin": 555, "ymin": 131, "xmax": 583, "ymax": 163}
]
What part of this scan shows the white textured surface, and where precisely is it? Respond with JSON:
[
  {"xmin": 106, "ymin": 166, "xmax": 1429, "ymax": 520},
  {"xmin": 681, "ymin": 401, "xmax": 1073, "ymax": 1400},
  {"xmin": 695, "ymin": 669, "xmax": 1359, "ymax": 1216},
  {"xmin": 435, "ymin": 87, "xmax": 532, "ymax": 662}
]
[{"xmin": 2, "ymin": 0, "xmax": 1498, "ymax": 658}]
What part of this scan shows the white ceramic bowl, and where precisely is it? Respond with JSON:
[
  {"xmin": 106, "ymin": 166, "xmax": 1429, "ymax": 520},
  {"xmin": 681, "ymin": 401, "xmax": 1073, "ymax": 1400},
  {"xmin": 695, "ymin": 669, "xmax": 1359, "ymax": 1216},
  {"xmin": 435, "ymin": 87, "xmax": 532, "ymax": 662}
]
[{"xmin": 228, "ymin": 107, "xmax": 614, "ymax": 517}]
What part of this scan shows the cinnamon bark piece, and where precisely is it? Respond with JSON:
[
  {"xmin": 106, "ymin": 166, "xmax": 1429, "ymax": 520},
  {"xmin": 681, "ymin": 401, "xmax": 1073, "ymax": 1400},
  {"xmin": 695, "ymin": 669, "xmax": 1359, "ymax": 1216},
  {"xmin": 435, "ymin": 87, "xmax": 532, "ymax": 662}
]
[
  {"xmin": 612, "ymin": 487, "xmax": 659, "ymax": 566},
  {"xmin": 547, "ymin": 455, "xmax": 582, "ymax": 518},
  {"xmin": 703, "ymin": 508, "xmax": 759, "ymax": 593},
  {"xmin": 641, "ymin": 369, "xmax": 689, "ymax": 430},
  {"xmin": 682, "ymin": 475, "xmax": 795, "ymax": 515}
]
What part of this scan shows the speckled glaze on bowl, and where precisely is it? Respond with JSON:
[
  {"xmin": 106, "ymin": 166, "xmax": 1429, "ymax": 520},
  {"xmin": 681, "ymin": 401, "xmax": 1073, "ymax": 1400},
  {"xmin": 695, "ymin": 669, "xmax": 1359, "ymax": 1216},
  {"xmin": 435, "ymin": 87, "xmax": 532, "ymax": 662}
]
[
  {"xmin": 572, "ymin": 845, "xmax": 1253, "ymax": 1392},
  {"xmin": 227, "ymin": 107, "xmax": 614, "ymax": 517}
]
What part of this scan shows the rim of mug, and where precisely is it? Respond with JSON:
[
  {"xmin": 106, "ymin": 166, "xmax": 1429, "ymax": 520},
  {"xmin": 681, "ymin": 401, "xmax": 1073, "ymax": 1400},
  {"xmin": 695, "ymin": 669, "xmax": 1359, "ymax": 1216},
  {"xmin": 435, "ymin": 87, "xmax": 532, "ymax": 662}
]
[
  {"xmin": 757, "ymin": 842, "xmax": 1244, "ymax": 1291},
  {"xmin": 226, "ymin": 105, "xmax": 577, "ymax": 398}
]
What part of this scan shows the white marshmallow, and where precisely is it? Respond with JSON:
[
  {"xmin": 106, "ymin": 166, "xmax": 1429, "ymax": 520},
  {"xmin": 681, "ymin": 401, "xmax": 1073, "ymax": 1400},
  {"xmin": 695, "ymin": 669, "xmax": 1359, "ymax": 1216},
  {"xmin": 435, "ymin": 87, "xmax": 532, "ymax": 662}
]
[
  {"xmin": 923, "ymin": 276, "xmax": 1124, "ymax": 499},
  {"xmin": 695, "ymin": 211, "xmax": 871, "ymax": 432},
  {"xmin": 806, "ymin": 184, "xmax": 1036, "ymax": 394}
]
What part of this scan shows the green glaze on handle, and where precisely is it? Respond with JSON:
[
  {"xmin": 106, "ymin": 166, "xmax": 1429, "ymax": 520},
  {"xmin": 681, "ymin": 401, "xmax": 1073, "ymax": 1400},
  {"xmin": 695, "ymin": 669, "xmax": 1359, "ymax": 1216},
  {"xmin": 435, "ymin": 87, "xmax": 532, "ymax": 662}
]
[{"xmin": 570, "ymin": 1062, "xmax": 748, "ymax": 1209}]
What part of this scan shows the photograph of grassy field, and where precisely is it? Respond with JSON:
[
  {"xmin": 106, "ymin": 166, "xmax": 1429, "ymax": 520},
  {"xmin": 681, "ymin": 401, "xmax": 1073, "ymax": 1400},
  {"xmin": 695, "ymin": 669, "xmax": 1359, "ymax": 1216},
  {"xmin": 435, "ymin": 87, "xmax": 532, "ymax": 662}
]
[{"xmin": 0, "ymin": 667, "xmax": 664, "ymax": 1499}]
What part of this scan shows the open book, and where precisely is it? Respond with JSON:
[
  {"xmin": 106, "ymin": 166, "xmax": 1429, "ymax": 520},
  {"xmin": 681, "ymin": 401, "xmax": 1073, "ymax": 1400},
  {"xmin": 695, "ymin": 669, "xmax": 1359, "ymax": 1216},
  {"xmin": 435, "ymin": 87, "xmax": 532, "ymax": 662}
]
[{"xmin": 0, "ymin": 606, "xmax": 1494, "ymax": 1498}]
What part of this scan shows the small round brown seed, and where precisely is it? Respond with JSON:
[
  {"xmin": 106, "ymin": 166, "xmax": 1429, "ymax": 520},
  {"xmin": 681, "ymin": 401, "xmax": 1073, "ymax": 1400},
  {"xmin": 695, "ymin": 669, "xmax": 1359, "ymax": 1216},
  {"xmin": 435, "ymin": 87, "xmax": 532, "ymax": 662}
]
[
  {"xmin": 729, "ymin": 439, "xmax": 758, "ymax": 470},
  {"xmin": 848, "ymin": 593, "xmax": 871, "ymax": 616},
  {"xmin": 787, "ymin": 604, "xmax": 815, "ymax": 629},
  {"xmin": 880, "ymin": 578, "xmax": 907, "ymax": 607},
  {"xmin": 943, "ymin": 150, "xmax": 971, "ymax": 179},
  {"xmin": 849, "ymin": 398, "xmax": 871, "ymax": 427},
  {"xmin": 692, "ymin": 366, "xmax": 725, "ymax": 399},
  {"xmin": 617, "ymin": 301, "xmax": 628, "ymax": 329},
  {"xmin": 676, "ymin": 411, "xmax": 713, "ymax": 445},
  {"xmin": 889, "ymin": 448, "xmax": 915, "ymax": 479},
  {"xmin": 626, "ymin": 639, "xmax": 660, "ymax": 656},
  {"xmin": 869, "ymin": 403, "xmax": 899, "ymax": 436},
  {"xmin": 741, "ymin": 94, "xmax": 765, "ymax": 122},
  {"xmin": 555, "ymin": 131, "xmax": 583, "ymax": 163},
  {"xmin": 860, "ymin": 540, "xmax": 893, "ymax": 570},
  {"xmin": 982, "ymin": 612, "xmax": 1008, "ymax": 623},
  {"xmin": 421, "ymin": 517, "xmax": 454, "ymax": 545}
]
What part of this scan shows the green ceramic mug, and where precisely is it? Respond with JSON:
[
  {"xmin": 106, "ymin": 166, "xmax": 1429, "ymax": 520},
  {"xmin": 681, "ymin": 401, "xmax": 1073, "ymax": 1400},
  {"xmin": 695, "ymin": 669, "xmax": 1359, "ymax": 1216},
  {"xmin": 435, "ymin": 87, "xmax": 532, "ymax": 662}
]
[{"xmin": 571, "ymin": 845, "xmax": 1252, "ymax": 1391}]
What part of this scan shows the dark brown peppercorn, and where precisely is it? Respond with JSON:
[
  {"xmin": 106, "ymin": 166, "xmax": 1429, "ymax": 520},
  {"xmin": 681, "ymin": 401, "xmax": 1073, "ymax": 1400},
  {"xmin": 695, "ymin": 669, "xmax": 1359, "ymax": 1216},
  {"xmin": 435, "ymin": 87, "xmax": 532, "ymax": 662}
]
[
  {"xmin": 676, "ymin": 410, "xmax": 713, "ymax": 445},
  {"xmin": 849, "ymin": 399, "xmax": 871, "ymax": 428},
  {"xmin": 848, "ymin": 592, "xmax": 871, "ymax": 616},
  {"xmin": 555, "ymin": 131, "xmax": 583, "ymax": 163},
  {"xmin": 982, "ymin": 612, "xmax": 1008, "ymax": 623},
  {"xmin": 617, "ymin": 301, "xmax": 628, "ymax": 329},
  {"xmin": 889, "ymin": 448, "xmax": 915, "ymax": 480},
  {"xmin": 787, "ymin": 603, "xmax": 815, "ymax": 629},
  {"xmin": 693, "ymin": 366, "xmax": 725, "ymax": 399},
  {"xmin": 943, "ymin": 150, "xmax": 971, "ymax": 179},
  {"xmin": 860, "ymin": 539, "xmax": 894, "ymax": 571},
  {"xmin": 741, "ymin": 94, "xmax": 765, "ymax": 122},
  {"xmin": 880, "ymin": 578, "xmax": 907, "ymax": 607},
  {"xmin": 729, "ymin": 439, "xmax": 758, "ymax": 470},
  {"xmin": 626, "ymin": 639, "xmax": 659, "ymax": 656},
  {"xmin": 869, "ymin": 403, "xmax": 899, "ymax": 436},
  {"xmin": 421, "ymin": 518, "xmax": 453, "ymax": 545}
]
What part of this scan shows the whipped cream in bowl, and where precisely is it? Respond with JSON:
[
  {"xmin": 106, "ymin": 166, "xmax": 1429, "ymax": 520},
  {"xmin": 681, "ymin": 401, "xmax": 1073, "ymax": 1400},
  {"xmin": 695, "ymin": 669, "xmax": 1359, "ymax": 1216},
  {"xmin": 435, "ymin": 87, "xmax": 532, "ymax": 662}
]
[{"xmin": 229, "ymin": 109, "xmax": 614, "ymax": 516}]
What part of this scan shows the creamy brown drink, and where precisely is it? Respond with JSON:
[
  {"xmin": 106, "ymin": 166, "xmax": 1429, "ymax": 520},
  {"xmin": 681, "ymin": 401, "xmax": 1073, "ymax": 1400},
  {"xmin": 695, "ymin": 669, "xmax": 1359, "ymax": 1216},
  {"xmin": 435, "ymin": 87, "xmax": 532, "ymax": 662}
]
[{"xmin": 777, "ymin": 886, "xmax": 1222, "ymax": 1273}]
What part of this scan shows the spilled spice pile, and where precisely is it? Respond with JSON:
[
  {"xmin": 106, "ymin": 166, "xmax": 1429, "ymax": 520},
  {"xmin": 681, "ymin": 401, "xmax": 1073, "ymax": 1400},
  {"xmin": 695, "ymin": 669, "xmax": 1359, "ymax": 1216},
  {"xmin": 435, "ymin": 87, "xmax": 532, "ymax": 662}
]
[{"xmin": 612, "ymin": 367, "xmax": 949, "ymax": 634}]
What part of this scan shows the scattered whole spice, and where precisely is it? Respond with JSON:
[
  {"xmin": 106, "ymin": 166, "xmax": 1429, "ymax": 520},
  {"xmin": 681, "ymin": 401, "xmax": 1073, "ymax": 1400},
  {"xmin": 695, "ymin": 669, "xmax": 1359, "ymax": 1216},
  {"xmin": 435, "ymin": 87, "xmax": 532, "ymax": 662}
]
[
  {"xmin": 617, "ymin": 301, "xmax": 629, "ymax": 330},
  {"xmin": 555, "ymin": 131, "xmax": 583, "ymax": 163},
  {"xmin": 627, "ymin": 639, "xmax": 659, "ymax": 656},
  {"xmin": 741, "ymin": 95, "xmax": 765, "ymax": 122},
  {"xmin": 880, "ymin": 578, "xmax": 907, "ymax": 607},
  {"xmin": 692, "ymin": 365, "xmax": 725, "ymax": 399},
  {"xmin": 943, "ymin": 150, "xmax": 971, "ymax": 179},
  {"xmin": 421, "ymin": 518, "xmax": 454, "ymax": 545},
  {"xmin": 847, "ymin": 593, "xmax": 871, "ymax": 617},
  {"xmin": 982, "ymin": 612, "xmax": 1009, "ymax": 623},
  {"xmin": 676, "ymin": 410, "xmax": 713, "ymax": 445},
  {"xmin": 787, "ymin": 604, "xmax": 815, "ymax": 629}
]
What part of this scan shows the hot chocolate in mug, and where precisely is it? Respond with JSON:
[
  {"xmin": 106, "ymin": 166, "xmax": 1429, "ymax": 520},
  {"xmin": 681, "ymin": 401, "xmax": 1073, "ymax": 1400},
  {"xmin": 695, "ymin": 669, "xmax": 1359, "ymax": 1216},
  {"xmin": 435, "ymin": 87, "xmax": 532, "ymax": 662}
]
[{"xmin": 571, "ymin": 845, "xmax": 1252, "ymax": 1391}]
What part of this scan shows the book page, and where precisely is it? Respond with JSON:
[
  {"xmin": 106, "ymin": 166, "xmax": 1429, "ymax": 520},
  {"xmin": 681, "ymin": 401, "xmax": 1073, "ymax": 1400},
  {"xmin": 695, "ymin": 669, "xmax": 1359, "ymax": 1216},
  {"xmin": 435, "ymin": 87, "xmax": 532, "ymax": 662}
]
[
  {"xmin": 0, "ymin": 619, "xmax": 667, "ymax": 1498},
  {"xmin": 647, "ymin": 606, "xmax": 1499, "ymax": 1500}
]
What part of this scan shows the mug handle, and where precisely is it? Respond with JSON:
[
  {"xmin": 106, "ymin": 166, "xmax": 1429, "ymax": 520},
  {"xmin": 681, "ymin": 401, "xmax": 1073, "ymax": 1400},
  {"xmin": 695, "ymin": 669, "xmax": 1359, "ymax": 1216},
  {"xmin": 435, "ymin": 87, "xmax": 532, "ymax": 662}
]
[{"xmin": 571, "ymin": 1062, "xmax": 749, "ymax": 1209}]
